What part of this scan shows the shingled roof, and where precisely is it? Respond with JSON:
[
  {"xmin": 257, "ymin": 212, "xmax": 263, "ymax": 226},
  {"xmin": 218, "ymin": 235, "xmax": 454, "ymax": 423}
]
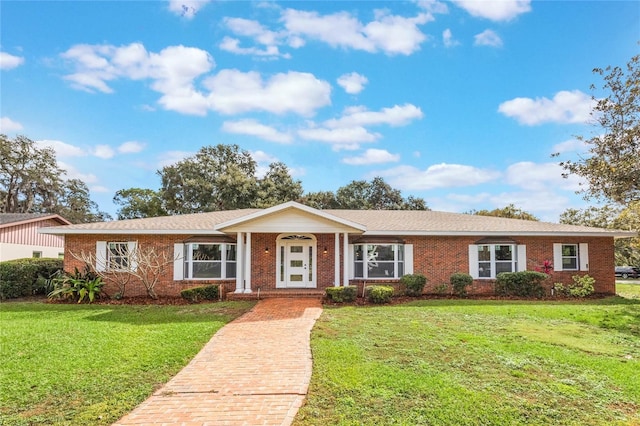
[
  {"xmin": 0, "ymin": 213, "xmax": 71, "ymax": 228},
  {"xmin": 39, "ymin": 202, "xmax": 636, "ymax": 238}
]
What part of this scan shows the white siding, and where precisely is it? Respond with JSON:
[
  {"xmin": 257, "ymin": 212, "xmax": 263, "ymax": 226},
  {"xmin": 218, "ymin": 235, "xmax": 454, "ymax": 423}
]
[{"xmin": 222, "ymin": 210, "xmax": 360, "ymax": 233}]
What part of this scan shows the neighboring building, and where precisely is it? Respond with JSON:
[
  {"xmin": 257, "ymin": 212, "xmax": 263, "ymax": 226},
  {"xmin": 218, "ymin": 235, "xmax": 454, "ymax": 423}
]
[
  {"xmin": 0, "ymin": 213, "xmax": 71, "ymax": 261},
  {"xmin": 41, "ymin": 201, "xmax": 636, "ymax": 298}
]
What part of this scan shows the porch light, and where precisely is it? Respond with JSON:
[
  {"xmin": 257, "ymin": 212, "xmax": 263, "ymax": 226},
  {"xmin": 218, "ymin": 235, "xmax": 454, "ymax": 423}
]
[
  {"xmin": 265, "ymin": 247, "xmax": 269, "ymax": 254},
  {"xmin": 323, "ymin": 247, "xmax": 328, "ymax": 254}
]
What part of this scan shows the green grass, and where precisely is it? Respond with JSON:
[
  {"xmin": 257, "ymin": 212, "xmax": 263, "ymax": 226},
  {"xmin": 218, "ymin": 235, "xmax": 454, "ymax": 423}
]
[
  {"xmin": 0, "ymin": 301, "xmax": 255, "ymax": 425},
  {"xmin": 617, "ymin": 282, "xmax": 640, "ymax": 299},
  {"xmin": 295, "ymin": 297, "xmax": 640, "ymax": 426}
]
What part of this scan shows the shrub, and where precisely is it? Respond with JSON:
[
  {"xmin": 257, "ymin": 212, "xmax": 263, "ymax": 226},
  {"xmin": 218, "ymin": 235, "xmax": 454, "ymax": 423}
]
[
  {"xmin": 555, "ymin": 275, "xmax": 595, "ymax": 298},
  {"xmin": 495, "ymin": 271, "xmax": 547, "ymax": 298},
  {"xmin": 365, "ymin": 285, "xmax": 394, "ymax": 304},
  {"xmin": 180, "ymin": 285, "xmax": 220, "ymax": 303},
  {"xmin": 450, "ymin": 273, "xmax": 473, "ymax": 297},
  {"xmin": 48, "ymin": 269, "xmax": 105, "ymax": 304},
  {"xmin": 400, "ymin": 274, "xmax": 427, "ymax": 297},
  {"xmin": 0, "ymin": 258, "xmax": 63, "ymax": 299},
  {"xmin": 325, "ymin": 286, "xmax": 357, "ymax": 303}
]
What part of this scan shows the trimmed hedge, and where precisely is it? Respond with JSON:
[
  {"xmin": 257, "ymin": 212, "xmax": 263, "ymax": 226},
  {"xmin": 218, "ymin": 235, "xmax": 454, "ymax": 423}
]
[
  {"xmin": 325, "ymin": 286, "xmax": 357, "ymax": 303},
  {"xmin": 495, "ymin": 271, "xmax": 548, "ymax": 298},
  {"xmin": 400, "ymin": 273, "xmax": 427, "ymax": 297},
  {"xmin": 365, "ymin": 285, "xmax": 394, "ymax": 304},
  {"xmin": 450, "ymin": 272, "xmax": 473, "ymax": 297},
  {"xmin": 180, "ymin": 285, "xmax": 220, "ymax": 303},
  {"xmin": 0, "ymin": 258, "xmax": 63, "ymax": 299}
]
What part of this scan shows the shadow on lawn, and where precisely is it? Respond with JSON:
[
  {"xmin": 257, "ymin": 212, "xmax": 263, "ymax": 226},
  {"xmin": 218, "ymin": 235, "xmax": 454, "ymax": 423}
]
[{"xmin": 1, "ymin": 300, "xmax": 254, "ymax": 326}]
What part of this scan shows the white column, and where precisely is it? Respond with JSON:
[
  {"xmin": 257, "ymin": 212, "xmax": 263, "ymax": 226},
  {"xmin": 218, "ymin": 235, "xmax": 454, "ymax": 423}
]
[
  {"xmin": 244, "ymin": 232, "xmax": 252, "ymax": 293},
  {"xmin": 342, "ymin": 232, "xmax": 349, "ymax": 286},
  {"xmin": 334, "ymin": 232, "xmax": 340, "ymax": 286},
  {"xmin": 235, "ymin": 232, "xmax": 244, "ymax": 293}
]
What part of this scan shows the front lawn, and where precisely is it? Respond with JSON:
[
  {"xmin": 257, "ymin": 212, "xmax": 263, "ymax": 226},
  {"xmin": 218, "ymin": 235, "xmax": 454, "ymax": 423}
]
[
  {"xmin": 296, "ymin": 297, "xmax": 640, "ymax": 426},
  {"xmin": 0, "ymin": 301, "xmax": 255, "ymax": 425},
  {"xmin": 617, "ymin": 282, "xmax": 640, "ymax": 299}
]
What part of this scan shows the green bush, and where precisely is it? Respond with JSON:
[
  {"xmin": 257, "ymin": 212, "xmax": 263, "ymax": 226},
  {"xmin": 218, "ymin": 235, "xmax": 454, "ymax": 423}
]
[
  {"xmin": 365, "ymin": 285, "xmax": 394, "ymax": 304},
  {"xmin": 495, "ymin": 271, "xmax": 548, "ymax": 298},
  {"xmin": 325, "ymin": 286, "xmax": 357, "ymax": 303},
  {"xmin": 0, "ymin": 258, "xmax": 63, "ymax": 299},
  {"xmin": 180, "ymin": 285, "xmax": 220, "ymax": 303},
  {"xmin": 554, "ymin": 275, "xmax": 595, "ymax": 298},
  {"xmin": 400, "ymin": 274, "xmax": 427, "ymax": 297},
  {"xmin": 48, "ymin": 267, "xmax": 105, "ymax": 303},
  {"xmin": 434, "ymin": 283, "xmax": 449, "ymax": 295},
  {"xmin": 450, "ymin": 273, "xmax": 473, "ymax": 297}
]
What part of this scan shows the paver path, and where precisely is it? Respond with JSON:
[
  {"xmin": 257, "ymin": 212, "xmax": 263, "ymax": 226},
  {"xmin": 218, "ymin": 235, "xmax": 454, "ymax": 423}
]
[{"xmin": 114, "ymin": 298, "xmax": 323, "ymax": 426}]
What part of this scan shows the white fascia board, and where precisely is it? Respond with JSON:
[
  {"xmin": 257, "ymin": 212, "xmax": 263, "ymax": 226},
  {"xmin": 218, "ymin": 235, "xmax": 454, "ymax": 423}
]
[
  {"xmin": 363, "ymin": 230, "xmax": 637, "ymax": 238},
  {"xmin": 215, "ymin": 201, "xmax": 367, "ymax": 232},
  {"xmin": 39, "ymin": 229, "xmax": 226, "ymax": 235}
]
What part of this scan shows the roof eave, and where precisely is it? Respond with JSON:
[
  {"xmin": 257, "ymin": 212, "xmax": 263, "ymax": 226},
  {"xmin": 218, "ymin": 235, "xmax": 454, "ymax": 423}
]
[
  {"xmin": 364, "ymin": 230, "xmax": 637, "ymax": 238},
  {"xmin": 1, "ymin": 214, "xmax": 72, "ymax": 229},
  {"xmin": 39, "ymin": 229, "xmax": 226, "ymax": 236}
]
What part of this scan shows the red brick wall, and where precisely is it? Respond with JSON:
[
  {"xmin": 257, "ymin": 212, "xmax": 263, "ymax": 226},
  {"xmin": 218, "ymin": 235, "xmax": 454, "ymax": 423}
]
[{"xmin": 63, "ymin": 233, "xmax": 616, "ymax": 298}]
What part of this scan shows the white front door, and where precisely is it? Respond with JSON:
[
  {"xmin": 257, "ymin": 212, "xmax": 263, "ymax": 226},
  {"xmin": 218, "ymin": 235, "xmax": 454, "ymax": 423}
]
[{"xmin": 280, "ymin": 239, "xmax": 316, "ymax": 288}]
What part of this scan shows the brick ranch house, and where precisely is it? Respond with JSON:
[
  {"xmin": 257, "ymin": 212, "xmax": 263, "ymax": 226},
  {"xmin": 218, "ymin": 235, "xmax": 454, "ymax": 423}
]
[{"xmin": 41, "ymin": 201, "xmax": 635, "ymax": 298}]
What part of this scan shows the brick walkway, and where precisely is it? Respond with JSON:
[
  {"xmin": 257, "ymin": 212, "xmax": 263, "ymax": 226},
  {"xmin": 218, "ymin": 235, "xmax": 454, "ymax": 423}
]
[{"xmin": 114, "ymin": 298, "xmax": 323, "ymax": 426}]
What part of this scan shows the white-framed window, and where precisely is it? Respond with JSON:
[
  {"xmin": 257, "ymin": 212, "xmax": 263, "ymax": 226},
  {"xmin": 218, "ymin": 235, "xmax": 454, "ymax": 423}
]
[
  {"xmin": 553, "ymin": 243, "xmax": 589, "ymax": 272},
  {"xmin": 183, "ymin": 243, "xmax": 236, "ymax": 279},
  {"xmin": 107, "ymin": 242, "xmax": 131, "ymax": 271},
  {"xmin": 32, "ymin": 251, "xmax": 42, "ymax": 258},
  {"xmin": 469, "ymin": 244, "xmax": 526, "ymax": 279},
  {"xmin": 353, "ymin": 244, "xmax": 404, "ymax": 279}
]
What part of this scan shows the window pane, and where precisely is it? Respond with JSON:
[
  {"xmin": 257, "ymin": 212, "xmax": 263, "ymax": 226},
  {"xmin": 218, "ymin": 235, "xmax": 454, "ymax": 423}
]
[
  {"xmin": 495, "ymin": 245, "xmax": 513, "ymax": 261},
  {"xmin": 398, "ymin": 262, "xmax": 404, "ymax": 277},
  {"xmin": 226, "ymin": 262, "xmax": 236, "ymax": 278},
  {"xmin": 291, "ymin": 260, "xmax": 303, "ymax": 267},
  {"xmin": 290, "ymin": 274, "xmax": 303, "ymax": 281},
  {"xmin": 370, "ymin": 245, "xmax": 394, "ymax": 261},
  {"xmin": 496, "ymin": 261, "xmax": 514, "ymax": 274},
  {"xmin": 479, "ymin": 262, "xmax": 491, "ymax": 278},
  {"xmin": 226, "ymin": 245, "xmax": 236, "ymax": 261},
  {"xmin": 354, "ymin": 245, "xmax": 364, "ymax": 261},
  {"xmin": 562, "ymin": 245, "xmax": 577, "ymax": 256},
  {"xmin": 193, "ymin": 244, "xmax": 221, "ymax": 261},
  {"xmin": 290, "ymin": 246, "xmax": 303, "ymax": 253},
  {"xmin": 563, "ymin": 258, "xmax": 577, "ymax": 270},
  {"xmin": 368, "ymin": 262, "xmax": 395, "ymax": 278},
  {"xmin": 478, "ymin": 245, "xmax": 491, "ymax": 261},
  {"xmin": 193, "ymin": 262, "xmax": 221, "ymax": 278},
  {"xmin": 398, "ymin": 245, "xmax": 404, "ymax": 262},
  {"xmin": 355, "ymin": 262, "xmax": 364, "ymax": 278}
]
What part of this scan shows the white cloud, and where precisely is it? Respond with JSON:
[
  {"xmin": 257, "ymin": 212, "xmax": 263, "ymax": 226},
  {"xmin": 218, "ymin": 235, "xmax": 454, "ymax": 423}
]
[
  {"xmin": 451, "ymin": 0, "xmax": 531, "ymax": 21},
  {"xmin": 61, "ymin": 42, "xmax": 333, "ymax": 117},
  {"xmin": 219, "ymin": 18, "xmax": 289, "ymax": 58},
  {"xmin": 0, "ymin": 52, "xmax": 25, "ymax": 70},
  {"xmin": 325, "ymin": 104, "xmax": 424, "ymax": 128},
  {"xmin": 551, "ymin": 138, "xmax": 587, "ymax": 154},
  {"xmin": 222, "ymin": 119, "xmax": 293, "ymax": 143},
  {"xmin": 251, "ymin": 150, "xmax": 279, "ymax": 164},
  {"xmin": 0, "ymin": 117, "xmax": 23, "ymax": 132},
  {"xmin": 204, "ymin": 69, "xmax": 331, "ymax": 116},
  {"xmin": 58, "ymin": 161, "xmax": 98, "ymax": 183},
  {"xmin": 298, "ymin": 126, "xmax": 381, "ymax": 146},
  {"xmin": 167, "ymin": 0, "xmax": 211, "ymax": 19},
  {"xmin": 442, "ymin": 29, "xmax": 460, "ymax": 48},
  {"xmin": 342, "ymin": 149, "xmax": 400, "ymax": 165},
  {"xmin": 62, "ymin": 43, "xmax": 214, "ymax": 115},
  {"xmin": 417, "ymin": 0, "xmax": 449, "ymax": 14},
  {"xmin": 474, "ymin": 29, "xmax": 503, "ymax": 47},
  {"xmin": 281, "ymin": 8, "xmax": 432, "ymax": 55},
  {"xmin": 90, "ymin": 185, "xmax": 111, "ymax": 193},
  {"xmin": 93, "ymin": 144, "xmax": 115, "ymax": 159},
  {"xmin": 219, "ymin": 37, "xmax": 287, "ymax": 58},
  {"xmin": 505, "ymin": 161, "xmax": 583, "ymax": 192},
  {"xmin": 377, "ymin": 163, "xmax": 501, "ymax": 190},
  {"xmin": 118, "ymin": 141, "xmax": 146, "ymax": 153},
  {"xmin": 337, "ymin": 72, "xmax": 368, "ymax": 94},
  {"xmin": 36, "ymin": 140, "xmax": 86, "ymax": 157},
  {"xmin": 498, "ymin": 90, "xmax": 594, "ymax": 125}
]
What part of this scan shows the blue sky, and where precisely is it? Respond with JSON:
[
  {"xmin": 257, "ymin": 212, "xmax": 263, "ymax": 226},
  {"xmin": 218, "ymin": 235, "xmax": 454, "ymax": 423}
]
[{"xmin": 1, "ymin": 1, "xmax": 638, "ymax": 221}]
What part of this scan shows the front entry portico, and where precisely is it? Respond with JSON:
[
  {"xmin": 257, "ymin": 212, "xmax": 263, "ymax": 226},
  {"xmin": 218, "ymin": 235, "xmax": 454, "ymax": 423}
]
[{"xmin": 277, "ymin": 234, "xmax": 316, "ymax": 288}]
